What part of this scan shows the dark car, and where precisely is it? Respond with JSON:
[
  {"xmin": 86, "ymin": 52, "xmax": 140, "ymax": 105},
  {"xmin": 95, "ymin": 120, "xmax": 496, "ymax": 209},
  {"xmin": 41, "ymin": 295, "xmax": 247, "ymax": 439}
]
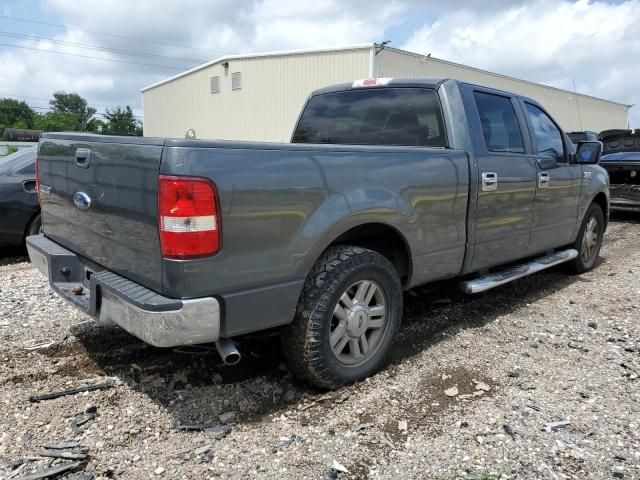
[
  {"xmin": 0, "ymin": 146, "xmax": 41, "ymax": 246},
  {"xmin": 599, "ymin": 129, "xmax": 640, "ymax": 210}
]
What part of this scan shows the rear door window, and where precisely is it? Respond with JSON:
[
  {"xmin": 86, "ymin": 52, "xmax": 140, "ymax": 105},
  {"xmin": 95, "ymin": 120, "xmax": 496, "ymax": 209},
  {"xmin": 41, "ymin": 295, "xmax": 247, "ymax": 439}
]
[
  {"xmin": 292, "ymin": 88, "xmax": 447, "ymax": 147},
  {"xmin": 525, "ymin": 103, "xmax": 565, "ymax": 162},
  {"xmin": 473, "ymin": 91, "xmax": 525, "ymax": 153}
]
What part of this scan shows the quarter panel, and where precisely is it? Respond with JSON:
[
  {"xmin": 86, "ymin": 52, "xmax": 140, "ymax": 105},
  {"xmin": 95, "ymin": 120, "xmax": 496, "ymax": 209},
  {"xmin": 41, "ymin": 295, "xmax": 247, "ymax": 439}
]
[{"xmin": 160, "ymin": 143, "xmax": 469, "ymax": 298}]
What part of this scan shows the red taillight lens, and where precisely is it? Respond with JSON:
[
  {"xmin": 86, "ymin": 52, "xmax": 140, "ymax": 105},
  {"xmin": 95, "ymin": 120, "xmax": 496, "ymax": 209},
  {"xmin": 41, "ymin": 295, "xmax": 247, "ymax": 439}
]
[
  {"xmin": 35, "ymin": 153, "xmax": 42, "ymax": 206},
  {"xmin": 158, "ymin": 175, "xmax": 220, "ymax": 258}
]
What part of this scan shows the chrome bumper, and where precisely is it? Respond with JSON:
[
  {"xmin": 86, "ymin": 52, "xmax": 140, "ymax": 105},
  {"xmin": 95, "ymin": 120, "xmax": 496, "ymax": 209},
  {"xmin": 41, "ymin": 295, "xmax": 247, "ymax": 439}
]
[{"xmin": 26, "ymin": 235, "xmax": 220, "ymax": 348}]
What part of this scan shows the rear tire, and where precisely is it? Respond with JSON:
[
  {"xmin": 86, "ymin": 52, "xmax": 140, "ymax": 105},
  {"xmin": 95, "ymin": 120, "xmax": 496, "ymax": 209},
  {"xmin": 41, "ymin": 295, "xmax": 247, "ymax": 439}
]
[
  {"xmin": 568, "ymin": 203, "xmax": 604, "ymax": 273},
  {"xmin": 25, "ymin": 213, "xmax": 42, "ymax": 239},
  {"xmin": 283, "ymin": 246, "xmax": 403, "ymax": 389}
]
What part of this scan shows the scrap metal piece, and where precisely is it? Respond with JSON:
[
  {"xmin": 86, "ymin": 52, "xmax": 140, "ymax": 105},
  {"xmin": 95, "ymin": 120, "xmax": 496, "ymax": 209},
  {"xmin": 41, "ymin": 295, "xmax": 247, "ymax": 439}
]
[
  {"xmin": 16, "ymin": 460, "xmax": 84, "ymax": 480},
  {"xmin": 29, "ymin": 380, "xmax": 115, "ymax": 402},
  {"xmin": 38, "ymin": 450, "xmax": 88, "ymax": 460}
]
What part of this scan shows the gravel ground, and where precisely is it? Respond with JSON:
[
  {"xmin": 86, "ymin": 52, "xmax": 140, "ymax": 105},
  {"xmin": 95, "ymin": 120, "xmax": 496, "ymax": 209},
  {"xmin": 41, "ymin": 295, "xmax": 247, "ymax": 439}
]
[{"xmin": 0, "ymin": 214, "xmax": 639, "ymax": 480}]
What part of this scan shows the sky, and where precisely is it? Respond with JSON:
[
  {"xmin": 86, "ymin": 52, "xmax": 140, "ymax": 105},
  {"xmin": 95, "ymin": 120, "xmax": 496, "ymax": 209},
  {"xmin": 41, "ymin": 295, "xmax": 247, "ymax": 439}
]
[{"xmin": 1, "ymin": 0, "xmax": 638, "ymax": 127}]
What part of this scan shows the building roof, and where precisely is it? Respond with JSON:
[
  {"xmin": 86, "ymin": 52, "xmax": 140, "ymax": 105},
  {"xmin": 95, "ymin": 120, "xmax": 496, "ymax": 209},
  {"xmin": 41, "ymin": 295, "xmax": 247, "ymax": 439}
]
[
  {"xmin": 141, "ymin": 43, "xmax": 630, "ymax": 109},
  {"xmin": 381, "ymin": 46, "xmax": 630, "ymax": 109},
  {"xmin": 140, "ymin": 43, "xmax": 375, "ymax": 92}
]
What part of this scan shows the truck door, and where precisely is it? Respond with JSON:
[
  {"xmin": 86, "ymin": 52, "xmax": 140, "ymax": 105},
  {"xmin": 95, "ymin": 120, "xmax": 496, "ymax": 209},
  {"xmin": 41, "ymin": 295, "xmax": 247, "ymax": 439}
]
[
  {"xmin": 520, "ymin": 101, "xmax": 582, "ymax": 254},
  {"xmin": 462, "ymin": 86, "xmax": 537, "ymax": 271}
]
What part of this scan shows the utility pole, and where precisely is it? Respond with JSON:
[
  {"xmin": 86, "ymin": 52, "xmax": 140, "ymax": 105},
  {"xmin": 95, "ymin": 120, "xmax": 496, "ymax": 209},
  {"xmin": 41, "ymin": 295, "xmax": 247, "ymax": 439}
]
[{"xmin": 572, "ymin": 78, "xmax": 584, "ymax": 131}]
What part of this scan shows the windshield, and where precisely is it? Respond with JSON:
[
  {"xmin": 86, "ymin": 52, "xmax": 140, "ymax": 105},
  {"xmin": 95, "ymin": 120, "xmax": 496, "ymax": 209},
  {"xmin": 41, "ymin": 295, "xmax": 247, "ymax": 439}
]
[
  {"xmin": 0, "ymin": 146, "xmax": 37, "ymax": 175},
  {"xmin": 292, "ymin": 87, "xmax": 447, "ymax": 147}
]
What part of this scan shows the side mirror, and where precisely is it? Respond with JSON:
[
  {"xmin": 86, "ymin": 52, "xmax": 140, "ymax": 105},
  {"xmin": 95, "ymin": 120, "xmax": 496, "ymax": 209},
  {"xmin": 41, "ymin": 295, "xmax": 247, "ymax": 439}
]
[{"xmin": 575, "ymin": 141, "xmax": 602, "ymax": 164}]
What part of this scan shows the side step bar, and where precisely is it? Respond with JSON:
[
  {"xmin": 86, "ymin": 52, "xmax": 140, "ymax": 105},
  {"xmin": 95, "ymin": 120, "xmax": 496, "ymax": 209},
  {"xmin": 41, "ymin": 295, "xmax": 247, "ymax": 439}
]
[{"xmin": 460, "ymin": 249, "xmax": 578, "ymax": 294}]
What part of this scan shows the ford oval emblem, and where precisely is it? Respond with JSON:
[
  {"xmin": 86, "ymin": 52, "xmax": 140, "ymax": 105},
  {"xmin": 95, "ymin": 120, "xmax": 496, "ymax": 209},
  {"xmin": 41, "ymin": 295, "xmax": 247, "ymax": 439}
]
[{"xmin": 73, "ymin": 192, "xmax": 92, "ymax": 210}]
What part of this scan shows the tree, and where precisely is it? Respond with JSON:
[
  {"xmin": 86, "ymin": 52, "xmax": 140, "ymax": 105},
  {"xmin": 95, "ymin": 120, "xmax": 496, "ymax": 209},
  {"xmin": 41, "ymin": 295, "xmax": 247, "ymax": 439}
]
[
  {"xmin": 33, "ymin": 112, "xmax": 79, "ymax": 132},
  {"xmin": 87, "ymin": 118, "xmax": 106, "ymax": 134},
  {"xmin": 49, "ymin": 91, "xmax": 96, "ymax": 131},
  {"xmin": 102, "ymin": 106, "xmax": 142, "ymax": 136},
  {"xmin": 0, "ymin": 98, "xmax": 36, "ymax": 137}
]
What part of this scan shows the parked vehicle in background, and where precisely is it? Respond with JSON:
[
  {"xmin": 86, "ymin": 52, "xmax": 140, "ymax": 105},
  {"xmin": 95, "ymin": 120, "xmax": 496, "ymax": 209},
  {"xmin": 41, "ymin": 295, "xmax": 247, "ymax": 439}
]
[
  {"xmin": 599, "ymin": 129, "xmax": 640, "ymax": 210},
  {"xmin": 28, "ymin": 78, "xmax": 608, "ymax": 389},
  {"xmin": 0, "ymin": 146, "xmax": 40, "ymax": 247},
  {"xmin": 567, "ymin": 131, "xmax": 599, "ymax": 144}
]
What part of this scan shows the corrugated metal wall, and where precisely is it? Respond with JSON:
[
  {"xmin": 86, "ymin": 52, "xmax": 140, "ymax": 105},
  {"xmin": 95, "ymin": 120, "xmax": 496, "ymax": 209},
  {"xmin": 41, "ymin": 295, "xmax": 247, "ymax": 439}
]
[
  {"xmin": 143, "ymin": 48, "xmax": 371, "ymax": 141},
  {"xmin": 143, "ymin": 45, "xmax": 628, "ymax": 140},
  {"xmin": 375, "ymin": 48, "xmax": 628, "ymax": 132}
]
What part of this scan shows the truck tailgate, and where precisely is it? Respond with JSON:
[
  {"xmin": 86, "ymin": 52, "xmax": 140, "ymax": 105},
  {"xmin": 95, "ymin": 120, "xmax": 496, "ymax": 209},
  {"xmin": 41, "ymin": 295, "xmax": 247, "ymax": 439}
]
[{"xmin": 38, "ymin": 133, "xmax": 165, "ymax": 292}]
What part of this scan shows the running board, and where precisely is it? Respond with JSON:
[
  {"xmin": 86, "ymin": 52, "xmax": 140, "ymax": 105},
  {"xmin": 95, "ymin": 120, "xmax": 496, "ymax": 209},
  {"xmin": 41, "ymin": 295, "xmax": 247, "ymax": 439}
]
[{"xmin": 460, "ymin": 249, "xmax": 578, "ymax": 294}]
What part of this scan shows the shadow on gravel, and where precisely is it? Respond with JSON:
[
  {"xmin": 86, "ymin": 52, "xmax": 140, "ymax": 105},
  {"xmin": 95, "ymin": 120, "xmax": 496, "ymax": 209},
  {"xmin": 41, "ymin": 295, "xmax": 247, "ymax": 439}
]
[
  {"xmin": 61, "ymin": 322, "xmax": 290, "ymax": 425},
  {"xmin": 389, "ymin": 264, "xmax": 584, "ymax": 363},
  {"xmin": 55, "ymin": 261, "xmax": 591, "ymax": 430},
  {"xmin": 609, "ymin": 210, "xmax": 640, "ymax": 225},
  {"xmin": 0, "ymin": 245, "xmax": 28, "ymax": 266}
]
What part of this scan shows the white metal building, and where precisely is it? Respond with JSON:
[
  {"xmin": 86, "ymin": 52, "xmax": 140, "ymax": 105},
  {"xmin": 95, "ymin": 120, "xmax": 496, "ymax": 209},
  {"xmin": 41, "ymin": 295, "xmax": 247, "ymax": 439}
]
[{"xmin": 141, "ymin": 44, "xmax": 630, "ymax": 142}]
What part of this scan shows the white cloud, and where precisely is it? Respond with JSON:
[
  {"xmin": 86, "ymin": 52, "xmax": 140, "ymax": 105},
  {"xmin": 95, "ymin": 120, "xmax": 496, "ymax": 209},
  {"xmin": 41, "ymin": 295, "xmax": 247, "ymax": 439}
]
[
  {"xmin": 0, "ymin": 0, "xmax": 408, "ymax": 118},
  {"xmin": 1, "ymin": 0, "xmax": 638, "ymax": 127},
  {"xmin": 403, "ymin": 0, "xmax": 640, "ymax": 124}
]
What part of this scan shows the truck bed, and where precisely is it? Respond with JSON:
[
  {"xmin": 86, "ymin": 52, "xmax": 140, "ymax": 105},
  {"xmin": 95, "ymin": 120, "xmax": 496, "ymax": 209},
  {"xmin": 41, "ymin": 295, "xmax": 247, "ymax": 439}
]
[{"xmin": 38, "ymin": 133, "xmax": 470, "ymax": 336}]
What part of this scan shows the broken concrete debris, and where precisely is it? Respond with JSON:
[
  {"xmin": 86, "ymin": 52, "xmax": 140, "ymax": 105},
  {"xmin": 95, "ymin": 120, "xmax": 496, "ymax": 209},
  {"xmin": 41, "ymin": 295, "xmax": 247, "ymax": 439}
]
[
  {"xmin": 444, "ymin": 386, "xmax": 459, "ymax": 397},
  {"xmin": 545, "ymin": 420, "xmax": 571, "ymax": 432},
  {"xmin": 205, "ymin": 424, "xmax": 232, "ymax": 440}
]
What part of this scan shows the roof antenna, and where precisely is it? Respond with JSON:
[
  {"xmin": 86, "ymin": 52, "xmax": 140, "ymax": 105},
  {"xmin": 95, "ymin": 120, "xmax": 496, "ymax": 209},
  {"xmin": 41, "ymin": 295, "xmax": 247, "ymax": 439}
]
[{"xmin": 375, "ymin": 40, "xmax": 390, "ymax": 55}]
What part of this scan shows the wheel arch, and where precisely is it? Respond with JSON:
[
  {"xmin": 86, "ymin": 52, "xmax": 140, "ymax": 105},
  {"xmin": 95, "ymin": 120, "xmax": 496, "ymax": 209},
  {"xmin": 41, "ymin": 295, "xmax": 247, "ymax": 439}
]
[
  {"xmin": 311, "ymin": 222, "xmax": 413, "ymax": 288},
  {"xmin": 591, "ymin": 192, "xmax": 609, "ymax": 229}
]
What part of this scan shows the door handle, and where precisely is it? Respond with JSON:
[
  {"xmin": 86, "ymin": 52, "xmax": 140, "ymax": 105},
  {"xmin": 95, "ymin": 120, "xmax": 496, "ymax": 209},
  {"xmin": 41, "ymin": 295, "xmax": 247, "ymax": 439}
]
[
  {"xmin": 538, "ymin": 172, "xmax": 550, "ymax": 188},
  {"xmin": 75, "ymin": 148, "xmax": 91, "ymax": 168},
  {"xmin": 481, "ymin": 172, "xmax": 498, "ymax": 192}
]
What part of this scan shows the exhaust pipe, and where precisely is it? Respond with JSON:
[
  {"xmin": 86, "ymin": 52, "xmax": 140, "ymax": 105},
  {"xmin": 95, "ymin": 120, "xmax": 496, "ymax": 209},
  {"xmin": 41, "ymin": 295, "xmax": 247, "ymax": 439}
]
[{"xmin": 215, "ymin": 338, "xmax": 241, "ymax": 365}]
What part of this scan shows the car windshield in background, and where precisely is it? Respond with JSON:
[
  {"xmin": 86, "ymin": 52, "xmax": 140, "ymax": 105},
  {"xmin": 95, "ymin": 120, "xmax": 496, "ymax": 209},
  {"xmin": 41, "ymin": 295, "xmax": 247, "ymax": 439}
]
[
  {"xmin": 0, "ymin": 147, "xmax": 36, "ymax": 175},
  {"xmin": 567, "ymin": 132, "xmax": 598, "ymax": 144},
  {"xmin": 292, "ymin": 88, "xmax": 447, "ymax": 147}
]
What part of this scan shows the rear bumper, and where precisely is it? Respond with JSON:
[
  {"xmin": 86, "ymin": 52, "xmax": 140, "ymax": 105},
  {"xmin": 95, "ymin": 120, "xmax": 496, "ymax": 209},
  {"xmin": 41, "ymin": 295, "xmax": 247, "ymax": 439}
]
[{"xmin": 26, "ymin": 234, "xmax": 220, "ymax": 347}]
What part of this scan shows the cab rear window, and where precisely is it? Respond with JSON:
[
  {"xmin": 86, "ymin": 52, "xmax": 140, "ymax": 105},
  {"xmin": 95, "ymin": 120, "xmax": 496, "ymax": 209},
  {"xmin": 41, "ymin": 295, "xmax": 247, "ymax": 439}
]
[{"xmin": 292, "ymin": 88, "xmax": 447, "ymax": 147}]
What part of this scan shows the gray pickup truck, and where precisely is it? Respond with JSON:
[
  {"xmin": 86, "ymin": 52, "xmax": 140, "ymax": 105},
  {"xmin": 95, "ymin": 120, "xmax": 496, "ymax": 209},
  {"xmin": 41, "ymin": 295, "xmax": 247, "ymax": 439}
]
[{"xmin": 28, "ymin": 78, "xmax": 608, "ymax": 389}]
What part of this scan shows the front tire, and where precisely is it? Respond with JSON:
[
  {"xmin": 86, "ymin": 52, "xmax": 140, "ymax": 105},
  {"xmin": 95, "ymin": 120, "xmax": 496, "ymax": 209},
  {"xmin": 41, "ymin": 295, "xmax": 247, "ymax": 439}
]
[
  {"xmin": 568, "ymin": 203, "xmax": 604, "ymax": 273},
  {"xmin": 283, "ymin": 246, "xmax": 403, "ymax": 389}
]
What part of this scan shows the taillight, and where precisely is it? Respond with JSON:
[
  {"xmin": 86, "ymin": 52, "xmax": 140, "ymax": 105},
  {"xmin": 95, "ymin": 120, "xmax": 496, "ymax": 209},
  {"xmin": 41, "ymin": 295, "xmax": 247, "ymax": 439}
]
[
  {"xmin": 35, "ymin": 153, "xmax": 42, "ymax": 206},
  {"xmin": 158, "ymin": 175, "xmax": 220, "ymax": 258}
]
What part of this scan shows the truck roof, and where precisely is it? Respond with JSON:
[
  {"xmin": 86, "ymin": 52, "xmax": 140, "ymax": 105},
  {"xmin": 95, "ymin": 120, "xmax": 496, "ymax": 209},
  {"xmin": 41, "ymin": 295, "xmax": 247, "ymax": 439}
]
[
  {"xmin": 311, "ymin": 77, "xmax": 449, "ymax": 96},
  {"xmin": 309, "ymin": 77, "xmax": 547, "ymax": 112}
]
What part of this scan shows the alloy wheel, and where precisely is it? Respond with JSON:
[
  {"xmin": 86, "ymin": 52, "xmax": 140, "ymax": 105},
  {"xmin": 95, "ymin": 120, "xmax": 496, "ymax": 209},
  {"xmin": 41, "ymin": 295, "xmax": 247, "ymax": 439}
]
[
  {"xmin": 581, "ymin": 216, "xmax": 599, "ymax": 263},
  {"xmin": 329, "ymin": 280, "xmax": 387, "ymax": 366}
]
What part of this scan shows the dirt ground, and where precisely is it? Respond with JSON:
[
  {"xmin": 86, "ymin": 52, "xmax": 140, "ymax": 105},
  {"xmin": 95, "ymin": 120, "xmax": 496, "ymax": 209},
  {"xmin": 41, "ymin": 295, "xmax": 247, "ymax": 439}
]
[{"xmin": 0, "ymin": 213, "xmax": 639, "ymax": 480}]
